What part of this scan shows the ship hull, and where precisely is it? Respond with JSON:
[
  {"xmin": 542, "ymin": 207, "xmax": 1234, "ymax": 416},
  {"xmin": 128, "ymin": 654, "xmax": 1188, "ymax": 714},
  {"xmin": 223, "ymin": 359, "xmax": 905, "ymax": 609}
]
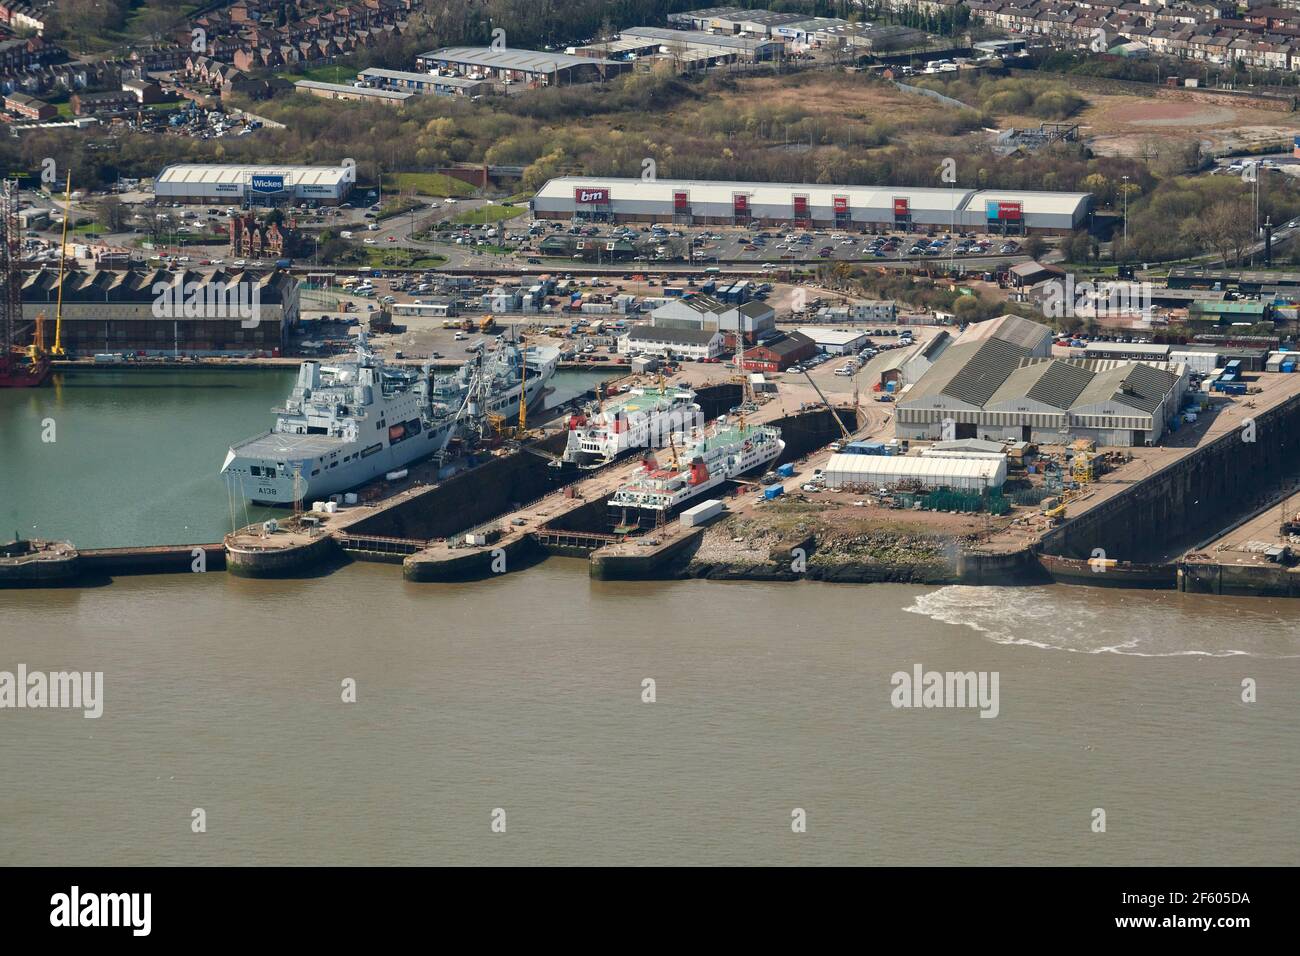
[
  {"xmin": 0, "ymin": 355, "xmax": 51, "ymax": 388},
  {"xmin": 609, "ymin": 438, "xmax": 784, "ymax": 530},
  {"xmin": 222, "ymin": 341, "xmax": 559, "ymax": 504},
  {"xmin": 561, "ymin": 390, "xmax": 702, "ymax": 465},
  {"xmin": 1037, "ymin": 554, "xmax": 1178, "ymax": 589},
  {"xmin": 564, "ymin": 399, "xmax": 701, "ymax": 466},
  {"xmin": 225, "ymin": 418, "xmax": 457, "ymax": 505}
]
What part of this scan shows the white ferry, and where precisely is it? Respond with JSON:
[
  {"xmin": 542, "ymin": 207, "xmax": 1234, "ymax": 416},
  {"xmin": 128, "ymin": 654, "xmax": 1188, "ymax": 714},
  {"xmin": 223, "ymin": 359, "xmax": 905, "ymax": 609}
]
[
  {"xmin": 608, "ymin": 420, "xmax": 784, "ymax": 528},
  {"xmin": 561, "ymin": 383, "xmax": 700, "ymax": 468}
]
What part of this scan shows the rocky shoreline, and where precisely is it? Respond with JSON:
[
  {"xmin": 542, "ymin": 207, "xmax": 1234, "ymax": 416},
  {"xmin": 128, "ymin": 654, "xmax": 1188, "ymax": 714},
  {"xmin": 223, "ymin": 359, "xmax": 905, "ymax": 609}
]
[{"xmin": 676, "ymin": 509, "xmax": 965, "ymax": 584}]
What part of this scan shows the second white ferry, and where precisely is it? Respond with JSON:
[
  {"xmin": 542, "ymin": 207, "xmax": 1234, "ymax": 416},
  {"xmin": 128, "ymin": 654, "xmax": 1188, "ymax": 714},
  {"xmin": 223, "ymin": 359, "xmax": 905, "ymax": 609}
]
[
  {"xmin": 561, "ymin": 382, "xmax": 700, "ymax": 468},
  {"xmin": 608, "ymin": 419, "xmax": 784, "ymax": 529}
]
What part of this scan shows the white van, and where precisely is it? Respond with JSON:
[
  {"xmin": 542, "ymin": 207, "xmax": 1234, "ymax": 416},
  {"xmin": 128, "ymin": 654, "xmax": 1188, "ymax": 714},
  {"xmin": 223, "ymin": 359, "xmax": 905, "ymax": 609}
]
[{"xmin": 340, "ymin": 230, "xmax": 354, "ymax": 239}]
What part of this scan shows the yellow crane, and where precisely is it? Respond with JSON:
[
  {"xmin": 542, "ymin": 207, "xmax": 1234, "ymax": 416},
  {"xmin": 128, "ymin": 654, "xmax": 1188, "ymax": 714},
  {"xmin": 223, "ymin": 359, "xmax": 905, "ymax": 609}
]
[
  {"xmin": 49, "ymin": 170, "xmax": 72, "ymax": 357},
  {"xmin": 516, "ymin": 336, "xmax": 528, "ymax": 435},
  {"xmin": 27, "ymin": 312, "xmax": 45, "ymax": 361}
]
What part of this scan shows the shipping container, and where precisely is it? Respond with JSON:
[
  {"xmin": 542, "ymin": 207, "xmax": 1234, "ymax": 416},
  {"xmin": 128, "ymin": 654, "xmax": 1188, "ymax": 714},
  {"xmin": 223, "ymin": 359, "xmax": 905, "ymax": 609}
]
[
  {"xmin": 843, "ymin": 440, "xmax": 887, "ymax": 456},
  {"xmin": 679, "ymin": 499, "xmax": 725, "ymax": 527},
  {"xmin": 763, "ymin": 485, "xmax": 785, "ymax": 500},
  {"xmin": 1212, "ymin": 380, "xmax": 1247, "ymax": 394}
]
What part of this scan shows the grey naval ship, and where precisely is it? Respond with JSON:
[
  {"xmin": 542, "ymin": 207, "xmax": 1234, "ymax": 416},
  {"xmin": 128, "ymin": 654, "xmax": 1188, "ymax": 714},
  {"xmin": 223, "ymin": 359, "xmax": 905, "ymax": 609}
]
[{"xmin": 221, "ymin": 332, "xmax": 559, "ymax": 504}]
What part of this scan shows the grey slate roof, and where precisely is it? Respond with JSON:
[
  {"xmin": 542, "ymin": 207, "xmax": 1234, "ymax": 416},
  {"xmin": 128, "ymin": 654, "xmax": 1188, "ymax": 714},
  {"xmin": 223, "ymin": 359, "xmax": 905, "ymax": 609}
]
[
  {"xmin": 1072, "ymin": 361, "xmax": 1175, "ymax": 414},
  {"xmin": 905, "ymin": 337, "xmax": 1031, "ymax": 407},
  {"xmin": 627, "ymin": 325, "xmax": 719, "ymax": 345},
  {"xmin": 987, "ymin": 357, "xmax": 1093, "ymax": 410}
]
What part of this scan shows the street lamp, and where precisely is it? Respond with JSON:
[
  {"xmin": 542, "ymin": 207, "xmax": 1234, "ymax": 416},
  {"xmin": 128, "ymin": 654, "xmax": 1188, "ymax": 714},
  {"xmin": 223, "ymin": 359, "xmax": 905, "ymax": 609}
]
[{"xmin": 1121, "ymin": 174, "xmax": 1129, "ymax": 253}]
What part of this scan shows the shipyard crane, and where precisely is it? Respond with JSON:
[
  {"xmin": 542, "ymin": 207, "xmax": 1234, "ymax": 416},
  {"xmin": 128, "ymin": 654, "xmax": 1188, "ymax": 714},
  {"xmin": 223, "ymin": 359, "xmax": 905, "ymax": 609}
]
[
  {"xmin": 50, "ymin": 170, "xmax": 71, "ymax": 357},
  {"xmin": 0, "ymin": 178, "xmax": 52, "ymax": 386},
  {"xmin": 800, "ymin": 368, "xmax": 852, "ymax": 443}
]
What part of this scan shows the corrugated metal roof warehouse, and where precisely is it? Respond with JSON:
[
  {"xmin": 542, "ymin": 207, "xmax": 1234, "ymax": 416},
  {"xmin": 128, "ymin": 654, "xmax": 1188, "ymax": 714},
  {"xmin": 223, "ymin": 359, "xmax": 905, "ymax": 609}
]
[
  {"xmin": 154, "ymin": 164, "xmax": 356, "ymax": 204},
  {"xmin": 533, "ymin": 177, "xmax": 1091, "ymax": 233}
]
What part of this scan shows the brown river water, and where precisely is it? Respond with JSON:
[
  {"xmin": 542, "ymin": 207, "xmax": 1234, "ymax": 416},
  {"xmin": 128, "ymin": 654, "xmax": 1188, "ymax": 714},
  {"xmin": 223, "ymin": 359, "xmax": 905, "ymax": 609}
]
[{"xmin": 2, "ymin": 563, "xmax": 1296, "ymax": 866}]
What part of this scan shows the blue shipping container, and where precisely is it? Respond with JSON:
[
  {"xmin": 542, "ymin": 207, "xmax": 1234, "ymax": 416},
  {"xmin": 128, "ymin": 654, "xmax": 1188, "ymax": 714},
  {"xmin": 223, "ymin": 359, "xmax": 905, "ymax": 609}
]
[
  {"xmin": 763, "ymin": 485, "xmax": 784, "ymax": 500},
  {"xmin": 776, "ymin": 463, "xmax": 795, "ymax": 477}
]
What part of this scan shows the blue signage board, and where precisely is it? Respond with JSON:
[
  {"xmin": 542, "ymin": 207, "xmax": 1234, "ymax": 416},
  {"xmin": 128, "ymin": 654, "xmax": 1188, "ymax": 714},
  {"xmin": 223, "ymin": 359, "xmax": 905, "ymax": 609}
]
[{"xmin": 251, "ymin": 175, "xmax": 285, "ymax": 194}]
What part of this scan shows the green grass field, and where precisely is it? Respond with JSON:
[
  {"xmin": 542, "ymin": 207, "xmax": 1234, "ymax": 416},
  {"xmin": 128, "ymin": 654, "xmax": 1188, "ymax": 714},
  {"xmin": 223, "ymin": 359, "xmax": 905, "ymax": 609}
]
[
  {"xmin": 376, "ymin": 196, "xmax": 422, "ymax": 219},
  {"xmin": 382, "ymin": 172, "xmax": 476, "ymax": 198},
  {"xmin": 360, "ymin": 247, "xmax": 447, "ymax": 268},
  {"xmin": 450, "ymin": 204, "xmax": 525, "ymax": 225},
  {"xmin": 277, "ymin": 64, "xmax": 358, "ymax": 85}
]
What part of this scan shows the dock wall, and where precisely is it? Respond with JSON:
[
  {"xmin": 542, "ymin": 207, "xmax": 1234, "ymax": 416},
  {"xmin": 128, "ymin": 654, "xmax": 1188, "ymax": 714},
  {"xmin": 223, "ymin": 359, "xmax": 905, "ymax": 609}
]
[
  {"xmin": 403, "ymin": 534, "xmax": 537, "ymax": 582},
  {"xmin": 1041, "ymin": 392, "xmax": 1300, "ymax": 562},
  {"xmin": 347, "ymin": 433, "xmax": 571, "ymax": 541},
  {"xmin": 79, "ymin": 544, "xmax": 227, "ymax": 575},
  {"xmin": 1179, "ymin": 561, "xmax": 1300, "ymax": 596},
  {"xmin": 590, "ymin": 528, "xmax": 706, "ymax": 580},
  {"xmin": 225, "ymin": 533, "xmax": 340, "ymax": 578}
]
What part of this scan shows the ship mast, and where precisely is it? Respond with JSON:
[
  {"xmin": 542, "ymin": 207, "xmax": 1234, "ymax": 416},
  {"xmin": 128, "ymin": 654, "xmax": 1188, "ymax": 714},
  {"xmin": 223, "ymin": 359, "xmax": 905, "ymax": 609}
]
[{"xmin": 516, "ymin": 336, "xmax": 528, "ymax": 435}]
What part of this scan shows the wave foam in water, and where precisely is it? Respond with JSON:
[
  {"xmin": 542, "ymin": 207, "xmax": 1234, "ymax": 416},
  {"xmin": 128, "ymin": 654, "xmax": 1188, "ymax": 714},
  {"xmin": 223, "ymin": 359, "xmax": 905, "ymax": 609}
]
[{"xmin": 904, "ymin": 586, "xmax": 1300, "ymax": 658}]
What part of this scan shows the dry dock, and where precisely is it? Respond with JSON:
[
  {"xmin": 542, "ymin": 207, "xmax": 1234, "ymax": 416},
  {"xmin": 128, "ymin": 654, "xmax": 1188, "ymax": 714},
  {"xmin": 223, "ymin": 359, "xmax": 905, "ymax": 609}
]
[{"xmin": 17, "ymin": 354, "xmax": 1300, "ymax": 599}]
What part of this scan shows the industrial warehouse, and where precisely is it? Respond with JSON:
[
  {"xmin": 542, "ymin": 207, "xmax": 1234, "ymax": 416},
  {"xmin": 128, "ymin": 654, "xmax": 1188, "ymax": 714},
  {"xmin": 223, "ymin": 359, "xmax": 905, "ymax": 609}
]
[
  {"xmin": 414, "ymin": 47, "xmax": 631, "ymax": 86},
  {"xmin": 20, "ymin": 268, "xmax": 300, "ymax": 356},
  {"xmin": 894, "ymin": 315, "xmax": 1188, "ymax": 447},
  {"xmin": 153, "ymin": 164, "xmax": 357, "ymax": 206},
  {"xmin": 532, "ymin": 177, "xmax": 1091, "ymax": 234},
  {"xmin": 823, "ymin": 453, "xmax": 1008, "ymax": 493}
]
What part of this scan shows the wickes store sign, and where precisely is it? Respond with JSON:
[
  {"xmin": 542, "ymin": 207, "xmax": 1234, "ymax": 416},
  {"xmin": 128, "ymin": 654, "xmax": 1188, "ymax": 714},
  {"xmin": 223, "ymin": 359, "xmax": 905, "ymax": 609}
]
[{"xmin": 250, "ymin": 174, "xmax": 285, "ymax": 194}]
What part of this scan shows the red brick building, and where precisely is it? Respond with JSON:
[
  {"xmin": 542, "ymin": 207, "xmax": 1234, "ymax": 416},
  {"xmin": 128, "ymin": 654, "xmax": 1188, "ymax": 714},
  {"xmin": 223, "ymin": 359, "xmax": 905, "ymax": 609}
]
[
  {"xmin": 5, "ymin": 91, "xmax": 54, "ymax": 119},
  {"xmin": 741, "ymin": 331, "xmax": 817, "ymax": 372},
  {"xmin": 229, "ymin": 215, "xmax": 287, "ymax": 258}
]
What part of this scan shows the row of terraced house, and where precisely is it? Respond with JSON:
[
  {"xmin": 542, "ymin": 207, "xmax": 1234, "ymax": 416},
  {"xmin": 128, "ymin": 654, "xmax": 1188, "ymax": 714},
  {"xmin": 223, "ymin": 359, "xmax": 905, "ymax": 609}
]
[
  {"xmin": 883, "ymin": 0, "xmax": 1300, "ymax": 72},
  {"xmin": 182, "ymin": 0, "xmax": 412, "ymax": 75}
]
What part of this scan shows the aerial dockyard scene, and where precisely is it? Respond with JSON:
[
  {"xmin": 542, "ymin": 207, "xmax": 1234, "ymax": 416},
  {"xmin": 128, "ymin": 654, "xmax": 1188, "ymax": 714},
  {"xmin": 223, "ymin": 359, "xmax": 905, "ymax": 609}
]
[{"xmin": 0, "ymin": 0, "xmax": 1296, "ymax": 898}]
